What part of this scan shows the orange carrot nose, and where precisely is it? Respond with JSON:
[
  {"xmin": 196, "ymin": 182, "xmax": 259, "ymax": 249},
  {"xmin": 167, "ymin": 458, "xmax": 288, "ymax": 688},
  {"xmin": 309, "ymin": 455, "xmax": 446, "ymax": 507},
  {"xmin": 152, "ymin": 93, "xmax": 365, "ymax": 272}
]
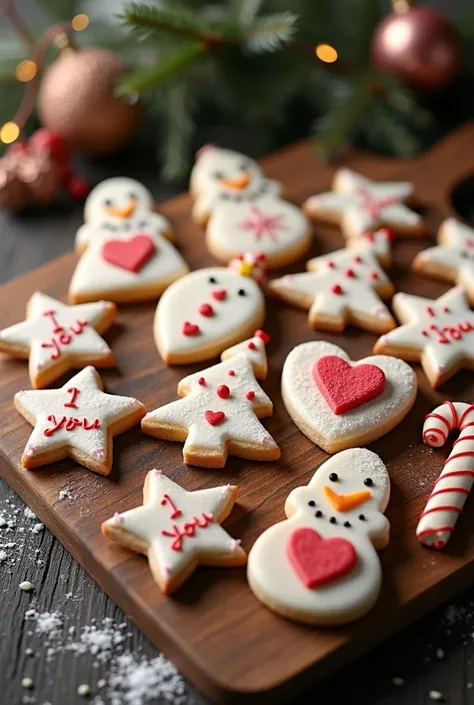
[
  {"xmin": 104, "ymin": 198, "xmax": 137, "ymax": 219},
  {"xmin": 324, "ymin": 486, "xmax": 371, "ymax": 512},
  {"xmin": 220, "ymin": 172, "xmax": 251, "ymax": 190}
]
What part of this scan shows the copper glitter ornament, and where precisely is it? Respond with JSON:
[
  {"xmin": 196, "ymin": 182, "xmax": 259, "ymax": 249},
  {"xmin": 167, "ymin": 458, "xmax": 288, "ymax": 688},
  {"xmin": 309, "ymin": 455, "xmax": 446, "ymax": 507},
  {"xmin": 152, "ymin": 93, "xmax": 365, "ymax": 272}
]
[
  {"xmin": 37, "ymin": 47, "xmax": 142, "ymax": 154},
  {"xmin": 371, "ymin": 6, "xmax": 460, "ymax": 92}
]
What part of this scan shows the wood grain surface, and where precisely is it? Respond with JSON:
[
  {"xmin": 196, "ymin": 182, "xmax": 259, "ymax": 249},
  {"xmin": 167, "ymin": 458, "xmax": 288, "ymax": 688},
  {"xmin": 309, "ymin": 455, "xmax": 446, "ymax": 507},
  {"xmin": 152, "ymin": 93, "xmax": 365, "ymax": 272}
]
[{"xmin": 2, "ymin": 123, "xmax": 474, "ymax": 704}]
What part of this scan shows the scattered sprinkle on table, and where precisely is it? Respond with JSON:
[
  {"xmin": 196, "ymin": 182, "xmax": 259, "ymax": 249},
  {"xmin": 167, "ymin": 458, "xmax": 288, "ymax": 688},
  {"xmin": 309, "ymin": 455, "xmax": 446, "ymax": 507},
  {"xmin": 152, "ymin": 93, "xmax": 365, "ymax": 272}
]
[
  {"xmin": 21, "ymin": 677, "xmax": 34, "ymax": 689},
  {"xmin": 392, "ymin": 677, "xmax": 404, "ymax": 686},
  {"xmin": 436, "ymin": 648, "xmax": 445, "ymax": 659},
  {"xmin": 77, "ymin": 683, "xmax": 91, "ymax": 696},
  {"xmin": 19, "ymin": 581, "xmax": 33, "ymax": 592},
  {"xmin": 25, "ymin": 648, "xmax": 33, "ymax": 656},
  {"xmin": 429, "ymin": 691, "xmax": 444, "ymax": 701},
  {"xmin": 97, "ymin": 679, "xmax": 107, "ymax": 688}
]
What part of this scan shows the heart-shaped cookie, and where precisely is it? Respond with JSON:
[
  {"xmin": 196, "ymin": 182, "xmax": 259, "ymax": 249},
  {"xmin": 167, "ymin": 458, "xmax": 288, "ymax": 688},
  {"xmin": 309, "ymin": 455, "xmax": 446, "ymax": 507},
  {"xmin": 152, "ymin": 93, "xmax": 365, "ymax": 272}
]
[
  {"xmin": 287, "ymin": 527, "xmax": 356, "ymax": 589},
  {"xmin": 282, "ymin": 341, "xmax": 417, "ymax": 453},
  {"xmin": 102, "ymin": 234, "xmax": 156, "ymax": 273}
]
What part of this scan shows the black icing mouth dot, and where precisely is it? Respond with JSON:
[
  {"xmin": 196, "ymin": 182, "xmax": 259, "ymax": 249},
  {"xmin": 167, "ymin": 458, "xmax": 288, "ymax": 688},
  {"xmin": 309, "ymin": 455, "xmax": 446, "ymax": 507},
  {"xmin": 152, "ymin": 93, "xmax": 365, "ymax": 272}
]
[
  {"xmin": 308, "ymin": 500, "xmax": 316, "ymax": 507},
  {"xmin": 330, "ymin": 517, "xmax": 337, "ymax": 524},
  {"xmin": 364, "ymin": 478, "xmax": 373, "ymax": 487},
  {"xmin": 329, "ymin": 473, "xmax": 338, "ymax": 482},
  {"xmin": 344, "ymin": 521, "xmax": 351, "ymax": 528},
  {"xmin": 315, "ymin": 510, "xmax": 322, "ymax": 518},
  {"xmin": 238, "ymin": 289, "xmax": 246, "ymax": 296},
  {"xmin": 208, "ymin": 276, "xmax": 218, "ymax": 284},
  {"xmin": 359, "ymin": 514, "xmax": 366, "ymax": 521}
]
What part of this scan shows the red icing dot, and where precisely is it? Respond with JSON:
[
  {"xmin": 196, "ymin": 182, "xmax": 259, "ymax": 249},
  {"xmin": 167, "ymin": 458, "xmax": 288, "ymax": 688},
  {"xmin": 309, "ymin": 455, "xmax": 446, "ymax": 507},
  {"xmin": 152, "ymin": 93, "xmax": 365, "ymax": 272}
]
[
  {"xmin": 236, "ymin": 253, "xmax": 244, "ymax": 260},
  {"xmin": 426, "ymin": 306, "xmax": 435, "ymax": 317},
  {"xmin": 228, "ymin": 370, "xmax": 236, "ymax": 376},
  {"xmin": 198, "ymin": 303, "xmax": 214, "ymax": 317},
  {"xmin": 422, "ymin": 330, "xmax": 429, "ymax": 337},
  {"xmin": 345, "ymin": 269, "xmax": 355, "ymax": 278},
  {"xmin": 212, "ymin": 289, "xmax": 227, "ymax": 301},
  {"xmin": 327, "ymin": 261, "xmax": 336, "ymax": 269},
  {"xmin": 331, "ymin": 284, "xmax": 343, "ymax": 295},
  {"xmin": 256, "ymin": 252, "xmax": 265, "ymax": 262},
  {"xmin": 246, "ymin": 391, "xmax": 255, "ymax": 400},
  {"xmin": 198, "ymin": 377, "xmax": 206, "ymax": 385},
  {"xmin": 381, "ymin": 227, "xmax": 395, "ymax": 243},
  {"xmin": 365, "ymin": 232, "xmax": 375, "ymax": 242},
  {"xmin": 443, "ymin": 307, "xmax": 450, "ymax": 313},
  {"xmin": 182, "ymin": 321, "xmax": 200, "ymax": 336},
  {"xmin": 354, "ymin": 255, "xmax": 363, "ymax": 263},
  {"xmin": 370, "ymin": 271, "xmax": 379, "ymax": 281},
  {"xmin": 248, "ymin": 341, "xmax": 256, "ymax": 350},
  {"xmin": 217, "ymin": 385, "xmax": 230, "ymax": 399},
  {"xmin": 255, "ymin": 329, "xmax": 270, "ymax": 344}
]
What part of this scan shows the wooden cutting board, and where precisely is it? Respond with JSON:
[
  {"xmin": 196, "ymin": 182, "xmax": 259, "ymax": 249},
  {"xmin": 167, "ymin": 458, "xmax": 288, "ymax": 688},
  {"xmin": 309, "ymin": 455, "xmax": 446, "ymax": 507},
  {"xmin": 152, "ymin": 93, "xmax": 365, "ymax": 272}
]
[{"xmin": 2, "ymin": 123, "xmax": 474, "ymax": 705}]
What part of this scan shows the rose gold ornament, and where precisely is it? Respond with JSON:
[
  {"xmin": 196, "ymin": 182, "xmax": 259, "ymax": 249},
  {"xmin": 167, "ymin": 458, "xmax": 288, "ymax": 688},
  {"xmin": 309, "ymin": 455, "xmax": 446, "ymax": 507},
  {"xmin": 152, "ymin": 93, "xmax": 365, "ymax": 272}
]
[
  {"xmin": 371, "ymin": 6, "xmax": 460, "ymax": 92},
  {"xmin": 37, "ymin": 47, "xmax": 142, "ymax": 154}
]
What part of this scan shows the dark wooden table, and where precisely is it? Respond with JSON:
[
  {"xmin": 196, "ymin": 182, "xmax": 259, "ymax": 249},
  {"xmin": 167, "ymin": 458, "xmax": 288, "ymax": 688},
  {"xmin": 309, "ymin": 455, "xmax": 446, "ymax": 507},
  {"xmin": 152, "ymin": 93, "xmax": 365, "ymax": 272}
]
[{"xmin": 1, "ymin": 143, "xmax": 474, "ymax": 705}]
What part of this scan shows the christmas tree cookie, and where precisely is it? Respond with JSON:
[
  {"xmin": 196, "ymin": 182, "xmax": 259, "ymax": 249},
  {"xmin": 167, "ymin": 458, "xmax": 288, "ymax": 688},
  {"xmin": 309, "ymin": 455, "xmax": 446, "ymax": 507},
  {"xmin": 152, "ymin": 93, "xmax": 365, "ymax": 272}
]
[
  {"xmin": 142, "ymin": 330, "xmax": 280, "ymax": 468},
  {"xmin": 102, "ymin": 469, "xmax": 247, "ymax": 594},
  {"xmin": 69, "ymin": 177, "xmax": 189, "ymax": 303},
  {"xmin": 303, "ymin": 168, "xmax": 424, "ymax": 241},
  {"xmin": 190, "ymin": 145, "xmax": 311, "ymax": 268},
  {"xmin": 269, "ymin": 229, "xmax": 396, "ymax": 334}
]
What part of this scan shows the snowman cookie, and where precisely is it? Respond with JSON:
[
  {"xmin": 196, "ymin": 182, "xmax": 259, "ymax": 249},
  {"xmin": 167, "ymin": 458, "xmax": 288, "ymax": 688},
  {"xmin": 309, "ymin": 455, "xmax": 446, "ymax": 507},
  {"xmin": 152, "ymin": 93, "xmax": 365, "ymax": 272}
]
[
  {"xmin": 269, "ymin": 231, "xmax": 396, "ymax": 334},
  {"xmin": 190, "ymin": 146, "xmax": 311, "ymax": 268},
  {"xmin": 247, "ymin": 448, "xmax": 390, "ymax": 625},
  {"xmin": 413, "ymin": 218, "xmax": 474, "ymax": 304},
  {"xmin": 303, "ymin": 168, "xmax": 424, "ymax": 241},
  {"xmin": 69, "ymin": 177, "xmax": 189, "ymax": 304},
  {"xmin": 154, "ymin": 253, "xmax": 266, "ymax": 365},
  {"xmin": 0, "ymin": 292, "xmax": 116, "ymax": 389},
  {"xmin": 282, "ymin": 341, "xmax": 417, "ymax": 453},
  {"xmin": 142, "ymin": 330, "xmax": 279, "ymax": 468},
  {"xmin": 374, "ymin": 286, "xmax": 474, "ymax": 388},
  {"xmin": 102, "ymin": 469, "xmax": 247, "ymax": 594}
]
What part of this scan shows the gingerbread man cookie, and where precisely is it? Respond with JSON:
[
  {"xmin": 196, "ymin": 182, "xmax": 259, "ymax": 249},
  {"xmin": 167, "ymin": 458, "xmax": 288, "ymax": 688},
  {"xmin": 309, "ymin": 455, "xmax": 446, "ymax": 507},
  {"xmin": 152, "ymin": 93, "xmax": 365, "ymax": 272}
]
[
  {"xmin": 413, "ymin": 218, "xmax": 474, "ymax": 304},
  {"xmin": 374, "ymin": 286, "xmax": 474, "ymax": 388},
  {"xmin": 154, "ymin": 253, "xmax": 266, "ymax": 365},
  {"xmin": 247, "ymin": 448, "xmax": 390, "ymax": 625},
  {"xmin": 303, "ymin": 168, "xmax": 424, "ymax": 241},
  {"xmin": 102, "ymin": 469, "xmax": 247, "ymax": 594},
  {"xmin": 269, "ymin": 231, "xmax": 396, "ymax": 334},
  {"xmin": 14, "ymin": 366, "xmax": 146, "ymax": 474},
  {"xmin": 282, "ymin": 341, "xmax": 417, "ymax": 453},
  {"xmin": 142, "ymin": 330, "xmax": 279, "ymax": 468},
  {"xmin": 69, "ymin": 177, "xmax": 189, "ymax": 303},
  {"xmin": 0, "ymin": 292, "xmax": 116, "ymax": 388},
  {"xmin": 190, "ymin": 146, "xmax": 311, "ymax": 268}
]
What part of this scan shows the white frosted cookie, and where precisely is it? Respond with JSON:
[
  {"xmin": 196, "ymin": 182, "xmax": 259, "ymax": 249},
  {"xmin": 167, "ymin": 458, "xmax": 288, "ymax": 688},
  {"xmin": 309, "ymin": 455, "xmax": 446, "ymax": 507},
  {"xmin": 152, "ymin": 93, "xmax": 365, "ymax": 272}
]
[
  {"xmin": 69, "ymin": 177, "xmax": 189, "ymax": 303},
  {"xmin": 0, "ymin": 292, "xmax": 116, "ymax": 389},
  {"xmin": 142, "ymin": 331, "xmax": 279, "ymax": 468},
  {"xmin": 303, "ymin": 168, "xmax": 424, "ymax": 241},
  {"xmin": 413, "ymin": 218, "xmax": 474, "ymax": 304},
  {"xmin": 247, "ymin": 448, "xmax": 390, "ymax": 625},
  {"xmin": 102, "ymin": 469, "xmax": 247, "ymax": 594},
  {"xmin": 14, "ymin": 366, "xmax": 146, "ymax": 474},
  {"xmin": 154, "ymin": 253, "xmax": 266, "ymax": 365},
  {"xmin": 269, "ymin": 234, "xmax": 396, "ymax": 334},
  {"xmin": 190, "ymin": 146, "xmax": 311, "ymax": 268},
  {"xmin": 282, "ymin": 341, "xmax": 417, "ymax": 453},
  {"xmin": 374, "ymin": 286, "xmax": 474, "ymax": 388}
]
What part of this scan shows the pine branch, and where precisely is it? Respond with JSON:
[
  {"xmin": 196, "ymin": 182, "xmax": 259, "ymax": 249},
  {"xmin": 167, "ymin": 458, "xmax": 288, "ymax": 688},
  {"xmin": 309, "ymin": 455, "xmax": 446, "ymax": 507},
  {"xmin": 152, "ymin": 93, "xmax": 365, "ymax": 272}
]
[
  {"xmin": 119, "ymin": 41, "xmax": 205, "ymax": 94},
  {"xmin": 243, "ymin": 12, "xmax": 297, "ymax": 54},
  {"xmin": 230, "ymin": 0, "xmax": 265, "ymax": 27},
  {"xmin": 121, "ymin": 2, "xmax": 207, "ymax": 43},
  {"xmin": 160, "ymin": 80, "xmax": 196, "ymax": 181}
]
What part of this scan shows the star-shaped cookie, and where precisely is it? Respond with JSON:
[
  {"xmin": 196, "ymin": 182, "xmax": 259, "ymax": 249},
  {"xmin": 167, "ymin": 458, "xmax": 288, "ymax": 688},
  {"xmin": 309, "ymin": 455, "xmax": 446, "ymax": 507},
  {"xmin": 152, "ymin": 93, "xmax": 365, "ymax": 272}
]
[
  {"xmin": 0, "ymin": 292, "xmax": 116, "ymax": 388},
  {"xmin": 269, "ymin": 237, "xmax": 396, "ymax": 334},
  {"xmin": 374, "ymin": 286, "xmax": 474, "ymax": 388},
  {"xmin": 413, "ymin": 218, "xmax": 474, "ymax": 304},
  {"xmin": 101, "ymin": 469, "xmax": 247, "ymax": 594},
  {"xmin": 303, "ymin": 168, "xmax": 424, "ymax": 241},
  {"xmin": 14, "ymin": 366, "xmax": 146, "ymax": 474}
]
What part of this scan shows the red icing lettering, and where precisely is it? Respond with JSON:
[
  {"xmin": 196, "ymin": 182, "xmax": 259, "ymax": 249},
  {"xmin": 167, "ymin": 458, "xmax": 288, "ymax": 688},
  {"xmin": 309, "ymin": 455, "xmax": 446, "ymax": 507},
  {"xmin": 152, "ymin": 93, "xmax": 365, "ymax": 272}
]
[
  {"xmin": 101, "ymin": 234, "xmax": 156, "ymax": 273},
  {"xmin": 428, "ymin": 322, "xmax": 474, "ymax": 344},
  {"xmin": 41, "ymin": 338, "xmax": 61, "ymax": 360},
  {"xmin": 287, "ymin": 527, "xmax": 357, "ymax": 589},
  {"xmin": 69, "ymin": 320, "xmax": 88, "ymax": 335},
  {"xmin": 41, "ymin": 311, "xmax": 91, "ymax": 361},
  {"xmin": 43, "ymin": 414, "xmax": 100, "ymax": 437},
  {"xmin": 160, "ymin": 493, "xmax": 182, "ymax": 519},
  {"xmin": 64, "ymin": 387, "xmax": 80, "ymax": 409},
  {"xmin": 313, "ymin": 355, "xmax": 385, "ymax": 415},
  {"xmin": 43, "ymin": 310, "xmax": 63, "ymax": 334},
  {"xmin": 161, "ymin": 513, "xmax": 214, "ymax": 551}
]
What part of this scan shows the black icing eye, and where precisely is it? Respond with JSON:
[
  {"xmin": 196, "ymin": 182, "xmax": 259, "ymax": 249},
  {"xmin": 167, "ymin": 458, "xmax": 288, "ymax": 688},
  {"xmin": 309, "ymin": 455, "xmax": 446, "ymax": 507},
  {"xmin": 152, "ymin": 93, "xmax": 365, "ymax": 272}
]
[
  {"xmin": 315, "ymin": 510, "xmax": 322, "ymax": 518},
  {"xmin": 213, "ymin": 171, "xmax": 224, "ymax": 180},
  {"xmin": 238, "ymin": 288, "xmax": 246, "ymax": 296},
  {"xmin": 364, "ymin": 478, "xmax": 373, "ymax": 487},
  {"xmin": 208, "ymin": 276, "xmax": 218, "ymax": 284},
  {"xmin": 344, "ymin": 521, "xmax": 351, "ymax": 528},
  {"xmin": 308, "ymin": 500, "xmax": 316, "ymax": 507},
  {"xmin": 359, "ymin": 514, "xmax": 366, "ymax": 521},
  {"xmin": 330, "ymin": 517, "xmax": 337, "ymax": 524},
  {"xmin": 129, "ymin": 192, "xmax": 138, "ymax": 200},
  {"xmin": 461, "ymin": 251, "xmax": 468, "ymax": 258},
  {"xmin": 329, "ymin": 473, "xmax": 338, "ymax": 482},
  {"xmin": 104, "ymin": 199, "xmax": 113, "ymax": 207}
]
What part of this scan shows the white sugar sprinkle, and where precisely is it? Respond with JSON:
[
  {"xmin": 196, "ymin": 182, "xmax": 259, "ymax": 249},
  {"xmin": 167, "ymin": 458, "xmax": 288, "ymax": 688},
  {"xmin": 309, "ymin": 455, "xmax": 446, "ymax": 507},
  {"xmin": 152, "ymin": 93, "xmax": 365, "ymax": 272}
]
[
  {"xmin": 21, "ymin": 678, "xmax": 34, "ymax": 689},
  {"xmin": 392, "ymin": 677, "xmax": 404, "ymax": 686},
  {"xmin": 436, "ymin": 648, "xmax": 445, "ymax": 659},
  {"xmin": 97, "ymin": 679, "xmax": 107, "ymax": 688},
  {"xmin": 19, "ymin": 581, "xmax": 33, "ymax": 592},
  {"xmin": 24, "ymin": 507, "xmax": 36, "ymax": 520},
  {"xmin": 77, "ymin": 684, "xmax": 91, "ymax": 697},
  {"xmin": 429, "ymin": 691, "xmax": 444, "ymax": 701}
]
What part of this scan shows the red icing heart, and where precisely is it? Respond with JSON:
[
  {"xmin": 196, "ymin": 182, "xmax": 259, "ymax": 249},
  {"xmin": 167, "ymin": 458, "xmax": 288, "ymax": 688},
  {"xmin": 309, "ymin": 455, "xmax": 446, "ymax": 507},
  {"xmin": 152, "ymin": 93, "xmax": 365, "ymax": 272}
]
[
  {"xmin": 287, "ymin": 527, "xmax": 357, "ymax": 589},
  {"xmin": 198, "ymin": 303, "xmax": 214, "ymax": 317},
  {"xmin": 212, "ymin": 289, "xmax": 227, "ymax": 301},
  {"xmin": 182, "ymin": 321, "xmax": 200, "ymax": 336},
  {"xmin": 101, "ymin": 234, "xmax": 156, "ymax": 273},
  {"xmin": 204, "ymin": 410, "xmax": 226, "ymax": 426},
  {"xmin": 313, "ymin": 355, "xmax": 385, "ymax": 415}
]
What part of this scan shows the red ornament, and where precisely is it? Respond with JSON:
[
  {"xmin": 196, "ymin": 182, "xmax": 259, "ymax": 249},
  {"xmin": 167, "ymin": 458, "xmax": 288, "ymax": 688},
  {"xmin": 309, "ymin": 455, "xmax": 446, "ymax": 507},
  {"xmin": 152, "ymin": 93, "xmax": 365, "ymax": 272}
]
[{"xmin": 371, "ymin": 6, "xmax": 460, "ymax": 92}]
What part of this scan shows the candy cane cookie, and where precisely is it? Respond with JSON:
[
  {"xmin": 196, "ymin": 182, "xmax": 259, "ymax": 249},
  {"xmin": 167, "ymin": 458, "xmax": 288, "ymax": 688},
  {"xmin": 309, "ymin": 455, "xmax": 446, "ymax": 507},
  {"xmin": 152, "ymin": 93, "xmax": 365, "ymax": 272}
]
[{"xmin": 417, "ymin": 401, "xmax": 474, "ymax": 549}]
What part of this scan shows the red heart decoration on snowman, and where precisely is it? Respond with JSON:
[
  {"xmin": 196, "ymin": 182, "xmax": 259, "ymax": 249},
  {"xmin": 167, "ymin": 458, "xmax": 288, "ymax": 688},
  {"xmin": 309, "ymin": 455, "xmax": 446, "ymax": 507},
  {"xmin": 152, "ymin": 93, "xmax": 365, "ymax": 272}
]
[
  {"xmin": 313, "ymin": 355, "xmax": 385, "ymax": 415},
  {"xmin": 101, "ymin": 234, "xmax": 156, "ymax": 273},
  {"xmin": 287, "ymin": 527, "xmax": 357, "ymax": 589}
]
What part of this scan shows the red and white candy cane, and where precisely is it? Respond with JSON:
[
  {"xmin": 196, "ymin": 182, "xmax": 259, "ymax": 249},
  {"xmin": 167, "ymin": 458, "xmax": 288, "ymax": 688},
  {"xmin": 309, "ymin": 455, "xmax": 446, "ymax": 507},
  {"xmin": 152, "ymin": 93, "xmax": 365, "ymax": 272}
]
[{"xmin": 417, "ymin": 401, "xmax": 474, "ymax": 549}]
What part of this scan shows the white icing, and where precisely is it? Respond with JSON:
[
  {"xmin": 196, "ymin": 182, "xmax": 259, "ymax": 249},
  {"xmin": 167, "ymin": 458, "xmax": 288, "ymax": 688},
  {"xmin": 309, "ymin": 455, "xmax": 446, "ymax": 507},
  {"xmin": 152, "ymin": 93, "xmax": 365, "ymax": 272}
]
[
  {"xmin": 104, "ymin": 469, "xmax": 245, "ymax": 586},
  {"xmin": 377, "ymin": 286, "xmax": 474, "ymax": 379},
  {"xmin": 417, "ymin": 401, "xmax": 474, "ymax": 549},
  {"xmin": 70, "ymin": 177, "xmax": 189, "ymax": 302},
  {"xmin": 220, "ymin": 333, "xmax": 267, "ymax": 378},
  {"xmin": 15, "ymin": 366, "xmax": 144, "ymax": 468},
  {"xmin": 155, "ymin": 266, "xmax": 265, "ymax": 363},
  {"xmin": 142, "ymin": 345, "xmax": 278, "ymax": 463},
  {"xmin": 269, "ymin": 243, "xmax": 395, "ymax": 331},
  {"xmin": 281, "ymin": 341, "xmax": 417, "ymax": 449},
  {"xmin": 304, "ymin": 168, "xmax": 422, "ymax": 239},
  {"xmin": 0, "ymin": 293, "xmax": 115, "ymax": 380},
  {"xmin": 191, "ymin": 147, "xmax": 310, "ymax": 267},
  {"xmin": 415, "ymin": 218, "xmax": 474, "ymax": 296},
  {"xmin": 247, "ymin": 448, "xmax": 390, "ymax": 625}
]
